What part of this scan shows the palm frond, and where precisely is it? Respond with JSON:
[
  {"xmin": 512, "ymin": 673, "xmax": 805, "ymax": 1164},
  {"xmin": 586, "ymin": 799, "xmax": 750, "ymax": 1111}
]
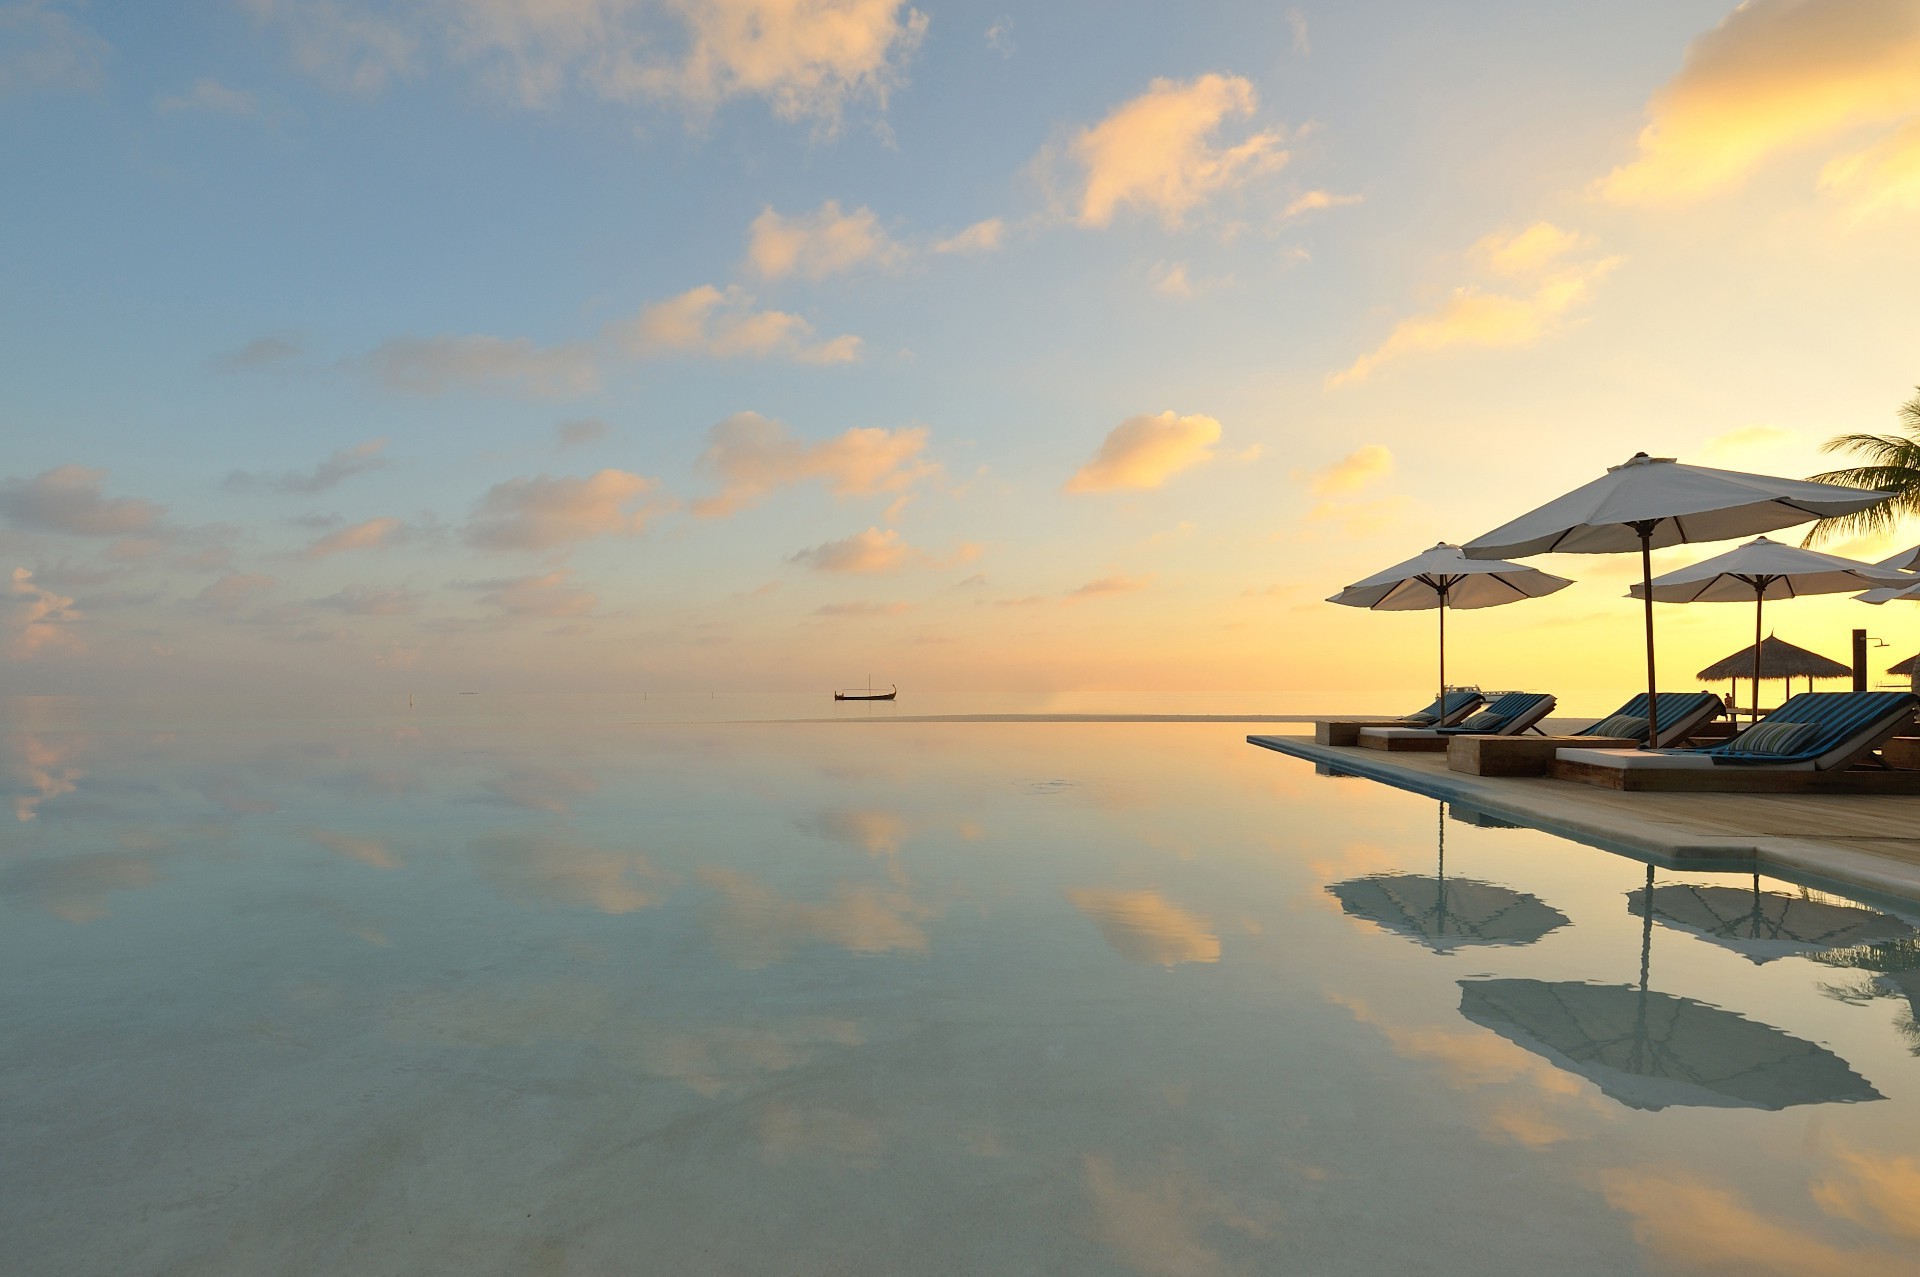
[
  {"xmin": 1818, "ymin": 433, "xmax": 1920, "ymax": 467},
  {"xmin": 1901, "ymin": 387, "xmax": 1920, "ymax": 432},
  {"xmin": 1802, "ymin": 501, "xmax": 1905, "ymax": 545}
]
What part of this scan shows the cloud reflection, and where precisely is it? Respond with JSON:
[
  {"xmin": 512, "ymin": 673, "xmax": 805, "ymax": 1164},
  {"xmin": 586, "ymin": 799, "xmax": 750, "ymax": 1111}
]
[
  {"xmin": 9, "ymin": 733, "xmax": 85, "ymax": 822},
  {"xmin": 698, "ymin": 867, "xmax": 931, "ymax": 967},
  {"xmin": 1082, "ymin": 1151, "xmax": 1276, "ymax": 1277},
  {"xmin": 472, "ymin": 832, "xmax": 665, "ymax": 913},
  {"xmin": 1068, "ymin": 888, "xmax": 1221, "ymax": 965}
]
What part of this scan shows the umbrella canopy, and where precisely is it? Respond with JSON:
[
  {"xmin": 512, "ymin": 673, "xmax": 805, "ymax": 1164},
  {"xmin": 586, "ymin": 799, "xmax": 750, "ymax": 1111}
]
[
  {"xmin": 1457, "ymin": 977, "xmax": 1882, "ymax": 1111},
  {"xmin": 1631, "ymin": 537, "xmax": 1908, "ymax": 722},
  {"xmin": 1328, "ymin": 875, "xmax": 1569, "ymax": 951},
  {"xmin": 1878, "ymin": 545, "xmax": 1920, "ymax": 572},
  {"xmin": 1463, "ymin": 453, "xmax": 1891, "ymax": 745},
  {"xmin": 1627, "ymin": 882, "xmax": 1916, "ymax": 964},
  {"xmin": 1327, "ymin": 543, "xmax": 1572, "ymax": 721},
  {"xmin": 1695, "ymin": 635, "xmax": 1850, "ymax": 681}
]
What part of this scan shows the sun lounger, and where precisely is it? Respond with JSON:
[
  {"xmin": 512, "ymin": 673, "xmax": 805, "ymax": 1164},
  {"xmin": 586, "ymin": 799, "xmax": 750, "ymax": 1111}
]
[
  {"xmin": 1574, "ymin": 691, "xmax": 1726, "ymax": 749},
  {"xmin": 1313, "ymin": 690, "xmax": 1484, "ymax": 744},
  {"xmin": 1359, "ymin": 692, "xmax": 1557, "ymax": 751},
  {"xmin": 1552, "ymin": 692, "xmax": 1920, "ymax": 791}
]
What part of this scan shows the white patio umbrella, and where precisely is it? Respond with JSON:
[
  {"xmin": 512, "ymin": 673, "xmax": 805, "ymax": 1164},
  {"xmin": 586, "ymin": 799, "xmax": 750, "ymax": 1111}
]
[
  {"xmin": 1629, "ymin": 536, "xmax": 1910, "ymax": 724},
  {"xmin": 1327, "ymin": 542, "xmax": 1573, "ymax": 720},
  {"xmin": 1463, "ymin": 453, "xmax": 1892, "ymax": 746}
]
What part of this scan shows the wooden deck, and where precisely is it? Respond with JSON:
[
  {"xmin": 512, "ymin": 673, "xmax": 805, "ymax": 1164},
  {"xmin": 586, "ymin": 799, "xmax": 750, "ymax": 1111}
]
[{"xmin": 1247, "ymin": 733, "xmax": 1920, "ymax": 905}]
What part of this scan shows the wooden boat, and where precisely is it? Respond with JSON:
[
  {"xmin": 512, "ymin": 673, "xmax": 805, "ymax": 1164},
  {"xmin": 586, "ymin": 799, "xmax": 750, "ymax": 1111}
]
[{"xmin": 834, "ymin": 679, "xmax": 897, "ymax": 701}]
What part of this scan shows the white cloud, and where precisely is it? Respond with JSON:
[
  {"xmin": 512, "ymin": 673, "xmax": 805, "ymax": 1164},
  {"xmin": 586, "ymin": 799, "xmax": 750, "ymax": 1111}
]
[
  {"xmin": 0, "ymin": 466, "xmax": 164, "ymax": 537},
  {"xmin": 465, "ymin": 469, "xmax": 669, "ymax": 551},
  {"xmin": 985, "ymin": 17, "xmax": 1013, "ymax": 58},
  {"xmin": 1057, "ymin": 74, "xmax": 1287, "ymax": 229},
  {"xmin": 226, "ymin": 440, "xmax": 387, "ymax": 494},
  {"xmin": 0, "ymin": 0, "xmax": 108, "ymax": 97},
  {"xmin": 931, "ymin": 217, "xmax": 1005, "ymax": 254},
  {"xmin": 193, "ymin": 572, "xmax": 276, "ymax": 614},
  {"xmin": 747, "ymin": 201, "xmax": 904, "ymax": 281},
  {"xmin": 693, "ymin": 412, "xmax": 934, "ymax": 516},
  {"xmin": 211, "ymin": 335, "xmax": 301, "ymax": 373},
  {"xmin": 4, "ymin": 567, "xmax": 81, "ymax": 658},
  {"xmin": 157, "ymin": 78, "xmax": 257, "ymax": 115},
  {"xmin": 1065, "ymin": 411, "xmax": 1222, "ymax": 493}
]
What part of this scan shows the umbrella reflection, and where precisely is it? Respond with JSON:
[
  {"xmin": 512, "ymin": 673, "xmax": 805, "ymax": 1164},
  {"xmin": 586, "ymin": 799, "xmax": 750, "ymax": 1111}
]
[
  {"xmin": 1327, "ymin": 801, "xmax": 1570, "ymax": 952},
  {"xmin": 1629, "ymin": 876, "xmax": 1916, "ymax": 963},
  {"xmin": 1814, "ymin": 939, "xmax": 1920, "ymax": 1055},
  {"xmin": 1459, "ymin": 867, "xmax": 1882, "ymax": 1111}
]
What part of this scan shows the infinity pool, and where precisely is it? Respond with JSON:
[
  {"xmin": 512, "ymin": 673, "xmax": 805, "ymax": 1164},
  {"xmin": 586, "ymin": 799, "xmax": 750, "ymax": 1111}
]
[{"xmin": 5, "ymin": 713, "xmax": 1919, "ymax": 1275}]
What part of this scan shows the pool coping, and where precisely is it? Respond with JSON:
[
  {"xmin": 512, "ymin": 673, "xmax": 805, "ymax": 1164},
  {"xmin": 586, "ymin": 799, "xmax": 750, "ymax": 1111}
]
[{"xmin": 1247, "ymin": 733, "xmax": 1920, "ymax": 910}]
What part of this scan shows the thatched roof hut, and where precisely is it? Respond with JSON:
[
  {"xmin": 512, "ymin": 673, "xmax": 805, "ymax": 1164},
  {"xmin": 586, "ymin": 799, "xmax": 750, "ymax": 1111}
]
[
  {"xmin": 1697, "ymin": 635, "xmax": 1850, "ymax": 682},
  {"xmin": 1889, "ymin": 652, "xmax": 1920, "ymax": 678}
]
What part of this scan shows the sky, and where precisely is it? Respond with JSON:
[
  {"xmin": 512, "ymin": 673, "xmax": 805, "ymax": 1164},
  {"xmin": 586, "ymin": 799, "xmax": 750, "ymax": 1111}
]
[{"xmin": 4, "ymin": 0, "xmax": 1920, "ymax": 700}]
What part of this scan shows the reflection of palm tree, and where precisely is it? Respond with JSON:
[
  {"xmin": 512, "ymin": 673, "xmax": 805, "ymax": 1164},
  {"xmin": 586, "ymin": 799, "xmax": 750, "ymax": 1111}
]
[
  {"xmin": 1804, "ymin": 387, "xmax": 1920, "ymax": 543},
  {"xmin": 1813, "ymin": 938, "xmax": 1920, "ymax": 1056},
  {"xmin": 1457, "ymin": 866, "xmax": 1883, "ymax": 1110}
]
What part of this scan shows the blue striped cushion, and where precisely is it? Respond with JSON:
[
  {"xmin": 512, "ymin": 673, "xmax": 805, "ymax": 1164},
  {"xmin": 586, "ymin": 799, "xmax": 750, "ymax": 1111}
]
[
  {"xmin": 1434, "ymin": 691, "xmax": 1550, "ymax": 735},
  {"xmin": 1720, "ymin": 720, "xmax": 1817, "ymax": 756},
  {"xmin": 1699, "ymin": 692, "xmax": 1917, "ymax": 766},
  {"xmin": 1455, "ymin": 711, "xmax": 1507, "ymax": 732},
  {"xmin": 1577, "ymin": 692, "xmax": 1720, "ymax": 740},
  {"xmin": 1590, "ymin": 714, "xmax": 1647, "ymax": 740}
]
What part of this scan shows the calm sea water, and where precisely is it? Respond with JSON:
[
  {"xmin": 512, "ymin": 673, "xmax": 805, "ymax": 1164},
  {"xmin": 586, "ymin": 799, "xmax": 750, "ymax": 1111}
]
[{"xmin": 5, "ymin": 703, "xmax": 1919, "ymax": 1275}]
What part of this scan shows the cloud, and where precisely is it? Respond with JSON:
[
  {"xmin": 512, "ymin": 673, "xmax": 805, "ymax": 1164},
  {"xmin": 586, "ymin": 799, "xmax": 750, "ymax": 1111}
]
[
  {"xmin": 1283, "ymin": 188, "xmax": 1360, "ymax": 217},
  {"xmin": 789, "ymin": 526, "xmax": 914, "ymax": 573},
  {"xmin": 1065, "ymin": 411, "xmax": 1222, "ymax": 493},
  {"xmin": 193, "ymin": 572, "xmax": 276, "ymax": 614},
  {"xmin": 157, "ymin": 78, "xmax": 257, "ymax": 115},
  {"xmin": 747, "ymin": 200, "xmax": 904, "ymax": 281},
  {"xmin": 985, "ymin": 17, "xmax": 1013, "ymax": 57},
  {"xmin": 1068, "ymin": 888, "xmax": 1220, "ymax": 964},
  {"xmin": 299, "ymin": 515, "xmax": 408, "ymax": 558},
  {"xmin": 555, "ymin": 417, "xmax": 609, "ymax": 450},
  {"xmin": 210, "ymin": 335, "xmax": 301, "ymax": 372},
  {"xmin": 1068, "ymin": 574, "xmax": 1152, "ymax": 599},
  {"xmin": 617, "ymin": 284, "xmax": 861, "ymax": 364},
  {"xmin": 1307, "ymin": 444, "xmax": 1393, "ymax": 496},
  {"xmin": 0, "ymin": 466, "xmax": 164, "ymax": 537},
  {"xmin": 1082, "ymin": 1152, "xmax": 1277, "ymax": 1277},
  {"xmin": 311, "ymin": 829, "xmax": 399, "ymax": 869},
  {"xmin": 0, "ymin": 0, "xmax": 108, "ymax": 97},
  {"xmin": 1059, "ymin": 74, "xmax": 1286, "ymax": 229},
  {"xmin": 4, "ymin": 568, "xmax": 81, "ymax": 658},
  {"xmin": 248, "ymin": 0, "xmax": 927, "ymax": 126},
  {"xmin": 1811, "ymin": 1147, "xmax": 1920, "ymax": 1243},
  {"xmin": 226, "ymin": 439, "xmax": 387, "ymax": 494},
  {"xmin": 693, "ymin": 412, "xmax": 935, "ymax": 516},
  {"xmin": 313, "ymin": 583, "xmax": 421, "ymax": 616},
  {"xmin": 467, "ymin": 569, "xmax": 599, "ymax": 618},
  {"xmin": 1822, "ymin": 118, "xmax": 1920, "ymax": 218},
  {"xmin": 361, "ymin": 333, "xmax": 599, "ymax": 397},
  {"xmin": 240, "ymin": 0, "xmax": 416, "ymax": 95},
  {"xmin": 932, "ymin": 217, "xmax": 1005, "ymax": 254},
  {"xmin": 465, "ymin": 469, "xmax": 668, "ymax": 551},
  {"xmin": 1475, "ymin": 222, "xmax": 1589, "ymax": 276},
  {"xmin": 814, "ymin": 600, "xmax": 910, "ymax": 617},
  {"xmin": 1597, "ymin": 0, "xmax": 1920, "ymax": 207},
  {"xmin": 1330, "ymin": 226, "xmax": 1621, "ymax": 386}
]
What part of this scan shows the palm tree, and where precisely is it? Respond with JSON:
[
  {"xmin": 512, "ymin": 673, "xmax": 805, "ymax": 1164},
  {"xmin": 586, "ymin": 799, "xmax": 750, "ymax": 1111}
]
[{"xmin": 1803, "ymin": 386, "xmax": 1920, "ymax": 544}]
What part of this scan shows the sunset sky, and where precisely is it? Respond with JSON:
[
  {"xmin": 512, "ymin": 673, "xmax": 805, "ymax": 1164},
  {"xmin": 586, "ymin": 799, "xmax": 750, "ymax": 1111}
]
[{"xmin": 5, "ymin": 0, "xmax": 1920, "ymax": 698}]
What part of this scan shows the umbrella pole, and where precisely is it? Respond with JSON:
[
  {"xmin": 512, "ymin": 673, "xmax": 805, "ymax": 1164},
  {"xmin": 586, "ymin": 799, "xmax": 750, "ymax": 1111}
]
[
  {"xmin": 1438, "ymin": 588, "xmax": 1447, "ymax": 722},
  {"xmin": 1637, "ymin": 524, "xmax": 1661, "ymax": 748},
  {"xmin": 1752, "ymin": 589, "xmax": 1764, "ymax": 727}
]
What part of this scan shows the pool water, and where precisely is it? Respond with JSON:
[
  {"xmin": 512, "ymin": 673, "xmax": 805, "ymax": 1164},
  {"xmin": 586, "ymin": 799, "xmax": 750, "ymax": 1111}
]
[{"xmin": 5, "ymin": 715, "xmax": 1919, "ymax": 1275}]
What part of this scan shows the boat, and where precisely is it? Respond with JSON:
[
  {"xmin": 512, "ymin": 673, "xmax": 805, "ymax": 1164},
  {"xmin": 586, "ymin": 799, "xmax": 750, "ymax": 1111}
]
[{"xmin": 834, "ymin": 677, "xmax": 897, "ymax": 702}]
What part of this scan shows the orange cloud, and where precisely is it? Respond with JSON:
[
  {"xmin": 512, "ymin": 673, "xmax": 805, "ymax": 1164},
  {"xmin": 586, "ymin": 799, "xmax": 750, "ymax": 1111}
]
[
  {"xmin": 1284, "ymin": 188, "xmax": 1362, "ymax": 217},
  {"xmin": 1066, "ymin": 411, "xmax": 1222, "ymax": 493},
  {"xmin": 1811, "ymin": 1146, "xmax": 1920, "ymax": 1242},
  {"xmin": 1065, "ymin": 73, "xmax": 1287, "ymax": 228},
  {"xmin": 1307, "ymin": 444, "xmax": 1393, "ymax": 497},
  {"xmin": 192, "ymin": 572, "xmax": 276, "ymax": 614},
  {"xmin": 1068, "ymin": 574, "xmax": 1153, "ymax": 598},
  {"xmin": 311, "ymin": 829, "xmax": 400, "ymax": 869},
  {"xmin": 465, "ymin": 469, "xmax": 667, "ymax": 551},
  {"xmin": 1822, "ymin": 118, "xmax": 1920, "ymax": 218},
  {"xmin": 1597, "ymin": 0, "xmax": 1920, "ymax": 206},
  {"xmin": 470, "ymin": 569, "xmax": 598, "ymax": 619},
  {"xmin": 693, "ymin": 413, "xmax": 936, "ymax": 516},
  {"xmin": 932, "ymin": 217, "xmax": 1005, "ymax": 253},
  {"xmin": 747, "ymin": 200, "xmax": 903, "ymax": 280},
  {"xmin": 618, "ymin": 284, "xmax": 861, "ymax": 364},
  {"xmin": 789, "ymin": 526, "xmax": 915, "ymax": 573},
  {"xmin": 5, "ymin": 569, "xmax": 82, "ymax": 659},
  {"xmin": 1330, "ymin": 228, "xmax": 1620, "ymax": 387},
  {"xmin": 301, "ymin": 515, "xmax": 407, "ymax": 558}
]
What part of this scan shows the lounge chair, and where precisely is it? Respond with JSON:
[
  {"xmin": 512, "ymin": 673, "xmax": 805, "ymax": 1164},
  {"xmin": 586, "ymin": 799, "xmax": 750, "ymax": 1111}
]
[
  {"xmin": 1312, "ymin": 690, "xmax": 1484, "ymax": 744},
  {"xmin": 1574, "ymin": 691, "xmax": 1726, "ymax": 749},
  {"xmin": 1553, "ymin": 691, "xmax": 1920, "ymax": 791},
  {"xmin": 1359, "ymin": 692, "xmax": 1557, "ymax": 752}
]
